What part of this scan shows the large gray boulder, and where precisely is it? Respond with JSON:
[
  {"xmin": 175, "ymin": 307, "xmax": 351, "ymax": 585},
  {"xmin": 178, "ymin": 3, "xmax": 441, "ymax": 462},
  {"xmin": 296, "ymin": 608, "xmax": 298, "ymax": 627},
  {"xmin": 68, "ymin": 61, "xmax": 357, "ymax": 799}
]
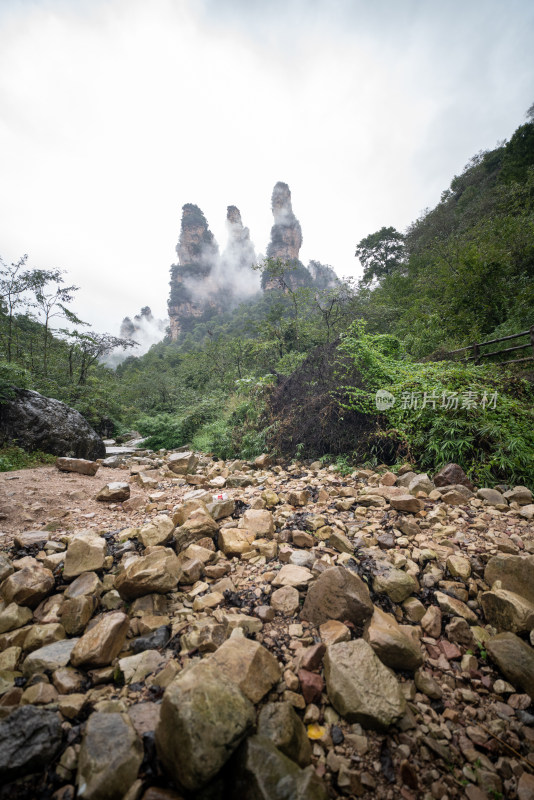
[
  {"xmin": 0, "ymin": 706, "xmax": 63, "ymax": 782},
  {"xmin": 0, "ymin": 388, "xmax": 105, "ymax": 459},
  {"xmin": 155, "ymin": 661, "xmax": 255, "ymax": 791},
  {"xmin": 323, "ymin": 640, "xmax": 406, "ymax": 730},
  {"xmin": 229, "ymin": 735, "xmax": 328, "ymax": 800}
]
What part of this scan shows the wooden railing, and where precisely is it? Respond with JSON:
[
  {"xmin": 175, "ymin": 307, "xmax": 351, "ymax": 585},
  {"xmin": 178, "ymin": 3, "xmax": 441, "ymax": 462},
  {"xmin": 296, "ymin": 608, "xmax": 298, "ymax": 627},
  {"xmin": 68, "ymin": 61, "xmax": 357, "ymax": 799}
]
[{"xmin": 441, "ymin": 326, "xmax": 534, "ymax": 366}]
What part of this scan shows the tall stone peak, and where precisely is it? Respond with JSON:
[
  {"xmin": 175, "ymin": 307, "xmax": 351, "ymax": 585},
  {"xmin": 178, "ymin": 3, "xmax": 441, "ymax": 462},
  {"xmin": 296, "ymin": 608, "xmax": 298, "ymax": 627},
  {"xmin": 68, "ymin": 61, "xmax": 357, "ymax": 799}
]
[
  {"xmin": 166, "ymin": 184, "xmax": 338, "ymax": 340},
  {"xmin": 119, "ymin": 306, "xmax": 168, "ymax": 357},
  {"xmin": 176, "ymin": 203, "xmax": 219, "ymax": 269},
  {"xmin": 267, "ymin": 182, "xmax": 302, "ymax": 262},
  {"xmin": 168, "ymin": 204, "xmax": 221, "ymax": 340},
  {"xmin": 221, "ymin": 205, "xmax": 256, "ymax": 273},
  {"xmin": 168, "ymin": 204, "xmax": 260, "ymax": 340}
]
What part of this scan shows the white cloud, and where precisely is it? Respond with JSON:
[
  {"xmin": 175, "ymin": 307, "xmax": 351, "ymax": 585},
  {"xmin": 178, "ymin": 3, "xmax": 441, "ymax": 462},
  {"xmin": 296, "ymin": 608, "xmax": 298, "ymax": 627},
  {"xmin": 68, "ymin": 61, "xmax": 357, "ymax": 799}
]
[{"xmin": 0, "ymin": 0, "xmax": 533, "ymax": 333}]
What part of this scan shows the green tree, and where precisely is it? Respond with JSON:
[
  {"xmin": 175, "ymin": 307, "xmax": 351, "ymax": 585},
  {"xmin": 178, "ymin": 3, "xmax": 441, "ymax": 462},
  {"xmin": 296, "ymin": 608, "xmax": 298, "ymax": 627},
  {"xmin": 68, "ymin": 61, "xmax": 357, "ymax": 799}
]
[
  {"xmin": 355, "ymin": 227, "xmax": 406, "ymax": 285},
  {"xmin": 0, "ymin": 255, "xmax": 36, "ymax": 362},
  {"xmin": 68, "ymin": 331, "xmax": 136, "ymax": 386},
  {"xmin": 32, "ymin": 269, "xmax": 86, "ymax": 376}
]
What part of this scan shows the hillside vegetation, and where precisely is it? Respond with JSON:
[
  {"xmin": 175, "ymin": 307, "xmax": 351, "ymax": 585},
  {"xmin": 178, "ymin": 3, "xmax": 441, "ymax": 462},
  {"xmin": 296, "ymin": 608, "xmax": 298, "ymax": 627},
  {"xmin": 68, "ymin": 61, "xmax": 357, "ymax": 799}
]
[{"xmin": 1, "ymin": 113, "xmax": 533, "ymax": 484}]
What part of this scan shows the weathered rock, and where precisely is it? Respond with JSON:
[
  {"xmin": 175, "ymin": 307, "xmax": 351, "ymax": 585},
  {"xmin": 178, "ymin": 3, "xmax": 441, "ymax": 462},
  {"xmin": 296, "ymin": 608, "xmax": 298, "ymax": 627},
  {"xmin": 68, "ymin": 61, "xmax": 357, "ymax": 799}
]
[
  {"xmin": 254, "ymin": 453, "xmax": 272, "ymax": 468},
  {"xmin": 239, "ymin": 509, "xmax": 274, "ymax": 536},
  {"xmin": 270, "ymin": 585, "xmax": 300, "ymax": 615},
  {"xmin": 63, "ymin": 532, "xmax": 106, "ymax": 579},
  {"xmin": 14, "ymin": 530, "xmax": 50, "ymax": 548},
  {"xmin": 289, "ymin": 549, "xmax": 314, "ymax": 569},
  {"xmin": 210, "ymin": 637, "xmax": 281, "ymax": 702},
  {"xmin": 433, "ymin": 463, "xmax": 474, "ymax": 490},
  {"xmin": 0, "ymin": 601, "xmax": 32, "ymax": 633},
  {"xmin": 230, "ymin": 734, "xmax": 328, "ymax": 800},
  {"xmin": 0, "ymin": 706, "xmax": 63, "ymax": 782},
  {"xmin": 101, "ymin": 455, "xmax": 120, "ymax": 468},
  {"xmin": 23, "ymin": 621, "xmax": 66, "ymax": 652},
  {"xmin": 373, "ymin": 567, "xmax": 417, "ymax": 603},
  {"xmin": 477, "ymin": 487, "xmax": 507, "ymax": 506},
  {"xmin": 206, "ymin": 497, "xmax": 236, "ymax": 520},
  {"xmin": 174, "ymin": 513, "xmax": 218, "ymax": 552},
  {"xmin": 389, "ymin": 494, "xmax": 423, "ymax": 513},
  {"xmin": 445, "ymin": 617, "xmax": 476, "ymax": 648},
  {"xmin": 481, "ymin": 590, "xmax": 534, "ymax": 633},
  {"xmin": 167, "ymin": 451, "xmax": 199, "ymax": 475},
  {"xmin": 287, "ymin": 489, "xmax": 310, "ymax": 507},
  {"xmin": 442, "ymin": 488, "xmax": 469, "ymax": 505},
  {"xmin": 76, "ymin": 712, "xmax": 143, "ymax": 800},
  {"xmin": 261, "ymin": 489, "xmax": 279, "ymax": 508},
  {"xmin": 298, "ymin": 669, "xmax": 324, "ymax": 704},
  {"xmin": 23, "ymin": 637, "xmax": 79, "ymax": 676},
  {"xmin": 218, "ymin": 528, "xmax": 256, "ymax": 555},
  {"xmin": 415, "ymin": 669, "xmax": 443, "ymax": 700},
  {"xmin": 486, "ymin": 632, "xmax": 534, "ymax": 700},
  {"xmin": 95, "ymin": 482, "xmax": 130, "ymax": 502},
  {"xmin": 396, "ymin": 471, "xmax": 417, "ymax": 488},
  {"xmin": 324, "ymin": 640, "xmax": 406, "ymax": 730},
  {"xmin": 484, "ymin": 554, "xmax": 534, "ymax": 603},
  {"xmin": 64, "ymin": 571, "xmax": 103, "ymax": 598},
  {"xmin": 56, "ymin": 457, "xmax": 99, "ymax": 476},
  {"xmin": 328, "ymin": 529, "xmax": 354, "ymax": 554},
  {"xmin": 420, "ymin": 605, "xmax": 442, "ymax": 638},
  {"xmin": 503, "ymin": 486, "xmax": 532, "ymax": 506},
  {"xmin": 115, "ymin": 548, "xmax": 181, "ymax": 600},
  {"xmin": 446, "ymin": 554, "xmax": 471, "ymax": 580},
  {"xmin": 407, "ymin": 473, "xmax": 434, "ymax": 495},
  {"xmin": 71, "ymin": 611, "xmax": 129, "ymax": 668},
  {"xmin": 1, "ymin": 564, "xmax": 54, "ymax": 608},
  {"xmin": 155, "ymin": 661, "xmax": 254, "ymax": 791},
  {"xmin": 118, "ymin": 650, "xmax": 165, "ymax": 684},
  {"xmin": 0, "ymin": 554, "xmax": 13, "ymax": 582},
  {"xmin": 434, "ymin": 590, "xmax": 478, "ymax": 622},
  {"xmin": 20, "ymin": 681, "xmax": 58, "ymax": 706},
  {"xmin": 364, "ymin": 607, "xmax": 423, "ymax": 671},
  {"xmin": 319, "ymin": 619, "xmax": 351, "ymax": 645},
  {"xmin": 137, "ymin": 515, "xmax": 175, "ymax": 548},
  {"xmin": 0, "ymin": 387, "xmax": 105, "ymax": 459},
  {"xmin": 272, "ymin": 564, "xmax": 313, "ymax": 589},
  {"xmin": 518, "ymin": 773, "xmax": 534, "ymax": 800},
  {"xmin": 301, "ymin": 567, "xmax": 373, "ymax": 627},
  {"xmin": 60, "ymin": 595, "xmax": 98, "ymax": 635},
  {"xmin": 257, "ymin": 702, "xmax": 312, "ymax": 767}
]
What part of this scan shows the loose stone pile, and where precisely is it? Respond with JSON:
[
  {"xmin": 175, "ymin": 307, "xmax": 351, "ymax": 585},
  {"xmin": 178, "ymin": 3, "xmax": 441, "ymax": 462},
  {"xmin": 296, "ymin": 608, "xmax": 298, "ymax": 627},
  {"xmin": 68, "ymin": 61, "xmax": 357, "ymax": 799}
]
[{"xmin": 0, "ymin": 451, "xmax": 534, "ymax": 800}]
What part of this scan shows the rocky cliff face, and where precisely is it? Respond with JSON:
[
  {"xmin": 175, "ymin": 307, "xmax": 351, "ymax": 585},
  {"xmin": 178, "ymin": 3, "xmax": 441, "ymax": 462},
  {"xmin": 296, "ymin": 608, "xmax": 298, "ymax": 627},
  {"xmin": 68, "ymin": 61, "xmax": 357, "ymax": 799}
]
[
  {"xmin": 266, "ymin": 182, "xmax": 303, "ymax": 263},
  {"xmin": 263, "ymin": 182, "xmax": 318, "ymax": 292},
  {"xmin": 168, "ymin": 205, "xmax": 221, "ymax": 339},
  {"xmin": 168, "ymin": 204, "xmax": 259, "ymax": 339}
]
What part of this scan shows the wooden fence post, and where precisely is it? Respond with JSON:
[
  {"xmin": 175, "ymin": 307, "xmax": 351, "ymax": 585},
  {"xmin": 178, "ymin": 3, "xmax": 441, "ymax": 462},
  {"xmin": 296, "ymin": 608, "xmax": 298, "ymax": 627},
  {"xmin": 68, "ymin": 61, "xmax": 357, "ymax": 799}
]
[
  {"xmin": 473, "ymin": 342, "xmax": 480, "ymax": 365},
  {"xmin": 530, "ymin": 326, "xmax": 534, "ymax": 360}
]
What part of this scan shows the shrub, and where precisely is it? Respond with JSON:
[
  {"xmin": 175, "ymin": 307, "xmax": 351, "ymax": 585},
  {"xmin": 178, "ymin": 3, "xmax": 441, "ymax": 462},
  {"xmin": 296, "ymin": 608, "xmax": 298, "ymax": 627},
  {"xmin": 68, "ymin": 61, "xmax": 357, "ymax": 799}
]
[
  {"xmin": 0, "ymin": 446, "xmax": 56, "ymax": 472},
  {"xmin": 337, "ymin": 320, "xmax": 534, "ymax": 487},
  {"xmin": 135, "ymin": 397, "xmax": 222, "ymax": 450}
]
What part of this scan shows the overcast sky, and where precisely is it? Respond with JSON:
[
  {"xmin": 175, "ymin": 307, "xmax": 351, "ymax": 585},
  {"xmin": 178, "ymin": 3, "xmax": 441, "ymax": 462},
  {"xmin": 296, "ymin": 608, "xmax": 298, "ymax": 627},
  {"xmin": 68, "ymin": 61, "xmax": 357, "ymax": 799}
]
[{"xmin": 1, "ymin": 0, "xmax": 533, "ymax": 336}]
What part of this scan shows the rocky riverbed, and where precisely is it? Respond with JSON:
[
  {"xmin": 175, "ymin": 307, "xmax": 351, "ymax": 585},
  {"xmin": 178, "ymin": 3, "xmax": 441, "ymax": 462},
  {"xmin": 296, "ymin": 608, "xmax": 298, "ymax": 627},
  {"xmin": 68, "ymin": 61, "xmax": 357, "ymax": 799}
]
[{"xmin": 0, "ymin": 451, "xmax": 533, "ymax": 800}]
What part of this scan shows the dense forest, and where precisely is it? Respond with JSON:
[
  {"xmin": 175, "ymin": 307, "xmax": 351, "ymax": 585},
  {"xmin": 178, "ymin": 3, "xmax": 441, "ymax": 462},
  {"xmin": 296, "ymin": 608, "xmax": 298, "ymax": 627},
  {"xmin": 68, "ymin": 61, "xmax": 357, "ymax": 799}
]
[{"xmin": 1, "ymin": 111, "xmax": 534, "ymax": 486}]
